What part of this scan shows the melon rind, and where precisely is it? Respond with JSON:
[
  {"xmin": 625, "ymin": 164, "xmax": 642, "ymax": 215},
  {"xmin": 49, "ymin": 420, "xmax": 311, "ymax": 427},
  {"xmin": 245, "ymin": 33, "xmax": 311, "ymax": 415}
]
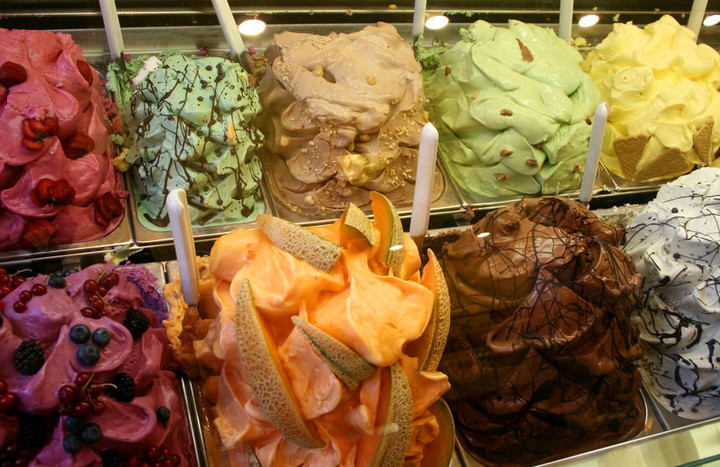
[
  {"xmin": 234, "ymin": 280, "xmax": 323, "ymax": 449},
  {"xmin": 292, "ymin": 315, "xmax": 375, "ymax": 389},
  {"xmin": 258, "ymin": 214, "xmax": 342, "ymax": 273},
  {"xmin": 418, "ymin": 249, "xmax": 451, "ymax": 372},
  {"xmin": 369, "ymin": 192, "xmax": 404, "ymax": 276},
  {"xmin": 373, "ymin": 363, "xmax": 413, "ymax": 467},
  {"xmin": 341, "ymin": 202, "xmax": 375, "ymax": 246}
]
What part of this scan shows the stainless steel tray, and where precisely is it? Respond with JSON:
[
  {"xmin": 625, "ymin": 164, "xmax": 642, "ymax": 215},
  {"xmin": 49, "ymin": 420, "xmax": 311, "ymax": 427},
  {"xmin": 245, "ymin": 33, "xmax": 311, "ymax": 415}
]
[
  {"xmin": 266, "ymin": 158, "xmax": 465, "ymax": 227},
  {"xmin": 127, "ymin": 170, "xmax": 275, "ymax": 247}
]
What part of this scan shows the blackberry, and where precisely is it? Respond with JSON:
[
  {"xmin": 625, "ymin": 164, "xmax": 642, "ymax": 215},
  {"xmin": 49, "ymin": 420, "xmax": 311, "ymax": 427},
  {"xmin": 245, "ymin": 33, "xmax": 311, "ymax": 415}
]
[
  {"xmin": 20, "ymin": 414, "xmax": 47, "ymax": 448},
  {"xmin": 100, "ymin": 450, "xmax": 122, "ymax": 467},
  {"xmin": 110, "ymin": 372, "xmax": 135, "ymax": 402},
  {"xmin": 14, "ymin": 340, "xmax": 44, "ymax": 375},
  {"xmin": 123, "ymin": 309, "xmax": 149, "ymax": 339}
]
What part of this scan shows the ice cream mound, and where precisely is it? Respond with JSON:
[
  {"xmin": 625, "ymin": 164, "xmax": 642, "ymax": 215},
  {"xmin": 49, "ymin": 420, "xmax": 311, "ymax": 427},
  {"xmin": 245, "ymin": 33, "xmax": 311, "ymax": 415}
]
[
  {"xmin": 431, "ymin": 197, "xmax": 644, "ymax": 466},
  {"xmin": 0, "ymin": 29, "xmax": 126, "ymax": 250},
  {"xmin": 625, "ymin": 167, "xmax": 720, "ymax": 419},
  {"xmin": 0, "ymin": 263, "xmax": 191, "ymax": 465},
  {"xmin": 422, "ymin": 20, "xmax": 602, "ymax": 198},
  {"xmin": 164, "ymin": 193, "xmax": 451, "ymax": 465},
  {"xmin": 582, "ymin": 15, "xmax": 720, "ymax": 182},
  {"xmin": 257, "ymin": 22, "xmax": 442, "ymax": 217},
  {"xmin": 108, "ymin": 53, "xmax": 264, "ymax": 230}
]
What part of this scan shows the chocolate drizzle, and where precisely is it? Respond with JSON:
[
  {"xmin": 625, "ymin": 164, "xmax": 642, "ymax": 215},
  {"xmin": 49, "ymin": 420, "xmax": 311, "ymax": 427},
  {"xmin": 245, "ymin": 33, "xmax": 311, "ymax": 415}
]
[
  {"xmin": 125, "ymin": 55, "xmax": 264, "ymax": 229},
  {"xmin": 625, "ymin": 168, "xmax": 720, "ymax": 419},
  {"xmin": 434, "ymin": 197, "xmax": 644, "ymax": 466}
]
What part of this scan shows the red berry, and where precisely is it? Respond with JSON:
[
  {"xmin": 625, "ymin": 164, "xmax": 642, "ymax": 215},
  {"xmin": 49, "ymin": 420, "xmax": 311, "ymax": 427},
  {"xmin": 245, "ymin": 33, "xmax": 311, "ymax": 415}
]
[
  {"xmin": 74, "ymin": 373, "xmax": 91, "ymax": 386},
  {"xmin": 80, "ymin": 307, "xmax": 99, "ymax": 319},
  {"xmin": 0, "ymin": 381, "xmax": 7, "ymax": 395},
  {"xmin": 146, "ymin": 446, "xmax": 160, "ymax": 461},
  {"xmin": 0, "ymin": 271, "xmax": 9, "ymax": 285},
  {"xmin": 161, "ymin": 448, "xmax": 172, "ymax": 457},
  {"xmin": 48, "ymin": 179, "xmax": 75, "ymax": 206},
  {"xmin": 83, "ymin": 279, "xmax": 98, "ymax": 295},
  {"xmin": 0, "ymin": 393, "xmax": 18, "ymax": 411},
  {"xmin": 0, "ymin": 61, "xmax": 27, "ymax": 87},
  {"xmin": 11, "ymin": 276, "xmax": 25, "ymax": 288},
  {"xmin": 100, "ymin": 272, "xmax": 119, "ymax": 289},
  {"xmin": 95, "ymin": 192, "xmax": 124, "ymax": 226},
  {"xmin": 73, "ymin": 401, "xmax": 91, "ymax": 416},
  {"xmin": 14, "ymin": 457, "xmax": 29, "ymax": 467},
  {"xmin": 58, "ymin": 385, "xmax": 77, "ymax": 403},
  {"xmin": 31, "ymin": 178, "xmax": 54, "ymax": 207},
  {"xmin": 97, "ymin": 286, "xmax": 108, "ymax": 296},
  {"xmin": 0, "ymin": 285, "xmax": 11, "ymax": 298},
  {"xmin": 75, "ymin": 60, "xmax": 94, "ymax": 85},
  {"xmin": 92, "ymin": 401, "xmax": 105, "ymax": 415},
  {"xmin": 62, "ymin": 132, "xmax": 95, "ymax": 159},
  {"xmin": 22, "ymin": 220, "xmax": 56, "ymax": 249},
  {"xmin": 88, "ymin": 295, "xmax": 105, "ymax": 313},
  {"xmin": 90, "ymin": 385, "xmax": 103, "ymax": 398},
  {"xmin": 18, "ymin": 290, "xmax": 32, "ymax": 303},
  {"xmin": 42, "ymin": 117, "xmax": 59, "ymax": 135},
  {"xmin": 12, "ymin": 301, "xmax": 26, "ymax": 313},
  {"xmin": 31, "ymin": 284, "xmax": 46, "ymax": 296},
  {"xmin": 21, "ymin": 137, "xmax": 43, "ymax": 151},
  {"xmin": 126, "ymin": 457, "xmax": 142, "ymax": 467},
  {"xmin": 170, "ymin": 455, "xmax": 180, "ymax": 466},
  {"xmin": 0, "ymin": 299, "xmax": 4, "ymax": 312},
  {"xmin": 0, "ymin": 84, "xmax": 6, "ymax": 106}
]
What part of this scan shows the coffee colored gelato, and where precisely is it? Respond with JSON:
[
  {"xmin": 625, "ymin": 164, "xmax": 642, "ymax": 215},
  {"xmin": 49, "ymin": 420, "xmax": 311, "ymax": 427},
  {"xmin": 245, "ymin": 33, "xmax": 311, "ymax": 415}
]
[
  {"xmin": 257, "ymin": 23, "xmax": 441, "ymax": 216},
  {"xmin": 432, "ymin": 197, "xmax": 644, "ymax": 465}
]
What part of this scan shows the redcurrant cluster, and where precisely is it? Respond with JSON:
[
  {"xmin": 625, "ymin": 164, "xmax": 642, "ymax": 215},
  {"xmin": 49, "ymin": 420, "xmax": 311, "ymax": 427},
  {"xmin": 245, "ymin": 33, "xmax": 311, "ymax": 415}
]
[
  {"xmin": 126, "ymin": 446, "xmax": 181, "ymax": 467},
  {"xmin": 0, "ymin": 267, "xmax": 29, "ymax": 312},
  {"xmin": 0, "ymin": 380, "xmax": 18, "ymax": 412},
  {"xmin": 57, "ymin": 373, "xmax": 107, "ymax": 417},
  {"xmin": 80, "ymin": 271, "xmax": 119, "ymax": 319}
]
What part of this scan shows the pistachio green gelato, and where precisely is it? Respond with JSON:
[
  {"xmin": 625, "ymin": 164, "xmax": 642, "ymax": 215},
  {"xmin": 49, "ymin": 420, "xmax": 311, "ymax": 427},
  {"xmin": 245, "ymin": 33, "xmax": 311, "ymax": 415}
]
[
  {"xmin": 108, "ymin": 54, "xmax": 264, "ymax": 229},
  {"xmin": 423, "ymin": 20, "xmax": 602, "ymax": 198}
]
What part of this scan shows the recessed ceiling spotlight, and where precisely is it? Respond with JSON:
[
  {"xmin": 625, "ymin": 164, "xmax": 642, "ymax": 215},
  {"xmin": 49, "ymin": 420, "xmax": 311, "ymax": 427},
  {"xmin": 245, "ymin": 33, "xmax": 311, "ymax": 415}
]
[
  {"xmin": 578, "ymin": 14, "xmax": 600, "ymax": 28},
  {"xmin": 704, "ymin": 14, "xmax": 720, "ymax": 27},
  {"xmin": 239, "ymin": 19, "xmax": 266, "ymax": 36},
  {"xmin": 425, "ymin": 15, "xmax": 449, "ymax": 30}
]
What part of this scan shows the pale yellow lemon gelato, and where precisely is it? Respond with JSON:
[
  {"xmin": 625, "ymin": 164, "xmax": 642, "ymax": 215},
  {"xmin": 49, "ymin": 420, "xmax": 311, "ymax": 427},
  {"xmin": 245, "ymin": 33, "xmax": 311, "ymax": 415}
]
[{"xmin": 582, "ymin": 15, "xmax": 720, "ymax": 182}]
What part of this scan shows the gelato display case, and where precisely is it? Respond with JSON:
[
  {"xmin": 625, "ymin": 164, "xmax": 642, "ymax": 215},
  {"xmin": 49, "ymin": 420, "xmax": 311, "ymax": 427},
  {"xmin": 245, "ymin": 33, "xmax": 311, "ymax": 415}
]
[{"xmin": 2, "ymin": 1, "xmax": 720, "ymax": 465}]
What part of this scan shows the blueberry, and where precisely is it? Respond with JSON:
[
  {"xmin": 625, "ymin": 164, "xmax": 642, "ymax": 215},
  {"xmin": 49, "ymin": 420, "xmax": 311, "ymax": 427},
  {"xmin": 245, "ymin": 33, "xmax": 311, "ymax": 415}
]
[
  {"xmin": 156, "ymin": 406, "xmax": 171, "ymax": 423},
  {"xmin": 91, "ymin": 328, "xmax": 111, "ymax": 347},
  {"xmin": 63, "ymin": 434, "xmax": 83, "ymax": 454},
  {"xmin": 76, "ymin": 344, "xmax": 100, "ymax": 366},
  {"xmin": 80, "ymin": 423, "xmax": 102, "ymax": 444},
  {"xmin": 69, "ymin": 325, "xmax": 91, "ymax": 344},
  {"xmin": 64, "ymin": 416, "xmax": 85, "ymax": 434},
  {"xmin": 48, "ymin": 273, "xmax": 66, "ymax": 289}
]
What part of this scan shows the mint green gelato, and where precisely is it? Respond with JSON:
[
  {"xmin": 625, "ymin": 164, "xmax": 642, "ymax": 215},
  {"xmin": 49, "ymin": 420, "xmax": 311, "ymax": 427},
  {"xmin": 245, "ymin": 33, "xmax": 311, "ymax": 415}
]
[
  {"xmin": 424, "ymin": 20, "xmax": 602, "ymax": 198},
  {"xmin": 109, "ymin": 54, "xmax": 264, "ymax": 229}
]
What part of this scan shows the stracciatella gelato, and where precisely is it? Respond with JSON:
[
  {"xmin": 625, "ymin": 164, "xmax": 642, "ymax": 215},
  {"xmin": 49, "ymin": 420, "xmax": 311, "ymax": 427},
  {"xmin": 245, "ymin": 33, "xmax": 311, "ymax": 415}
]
[
  {"xmin": 625, "ymin": 167, "xmax": 720, "ymax": 419},
  {"xmin": 432, "ymin": 197, "xmax": 644, "ymax": 465},
  {"xmin": 583, "ymin": 15, "xmax": 720, "ymax": 182},
  {"xmin": 0, "ymin": 263, "xmax": 191, "ymax": 465},
  {"xmin": 165, "ymin": 195, "xmax": 451, "ymax": 465},
  {"xmin": 257, "ymin": 23, "xmax": 441, "ymax": 216},
  {"xmin": 423, "ymin": 20, "xmax": 602, "ymax": 198},
  {"xmin": 0, "ymin": 29, "xmax": 125, "ymax": 249},
  {"xmin": 108, "ymin": 53, "xmax": 264, "ymax": 229}
]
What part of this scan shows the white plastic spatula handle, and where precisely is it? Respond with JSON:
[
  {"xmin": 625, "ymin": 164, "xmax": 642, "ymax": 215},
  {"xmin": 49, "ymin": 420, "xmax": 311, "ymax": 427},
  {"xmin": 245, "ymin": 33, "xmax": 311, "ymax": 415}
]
[
  {"xmin": 688, "ymin": 0, "xmax": 709, "ymax": 39},
  {"xmin": 558, "ymin": 0, "xmax": 574, "ymax": 43},
  {"xmin": 412, "ymin": 0, "xmax": 427, "ymax": 38},
  {"xmin": 99, "ymin": 0, "xmax": 125, "ymax": 60},
  {"xmin": 211, "ymin": 0, "xmax": 245, "ymax": 59},
  {"xmin": 410, "ymin": 123, "xmax": 439, "ymax": 248},
  {"xmin": 579, "ymin": 102, "xmax": 609, "ymax": 205},
  {"xmin": 167, "ymin": 189, "xmax": 200, "ymax": 306}
]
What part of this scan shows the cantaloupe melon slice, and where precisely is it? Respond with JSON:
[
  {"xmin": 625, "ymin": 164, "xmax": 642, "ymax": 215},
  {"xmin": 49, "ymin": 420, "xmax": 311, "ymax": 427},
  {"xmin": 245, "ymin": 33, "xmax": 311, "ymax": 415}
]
[
  {"xmin": 340, "ymin": 202, "xmax": 375, "ymax": 246},
  {"xmin": 234, "ymin": 280, "xmax": 323, "ymax": 449},
  {"xmin": 369, "ymin": 192, "xmax": 404, "ymax": 276},
  {"xmin": 409, "ymin": 249, "xmax": 451, "ymax": 372},
  {"xmin": 257, "ymin": 214, "xmax": 342, "ymax": 273},
  {"xmin": 372, "ymin": 363, "xmax": 413, "ymax": 466},
  {"xmin": 292, "ymin": 315, "xmax": 375, "ymax": 389}
]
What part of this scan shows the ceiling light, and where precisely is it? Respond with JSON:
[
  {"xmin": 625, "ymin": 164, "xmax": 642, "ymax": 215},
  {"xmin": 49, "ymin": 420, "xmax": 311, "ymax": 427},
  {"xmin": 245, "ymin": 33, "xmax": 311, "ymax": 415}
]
[
  {"xmin": 704, "ymin": 15, "xmax": 720, "ymax": 26},
  {"xmin": 578, "ymin": 14, "xmax": 599, "ymax": 28},
  {"xmin": 239, "ymin": 19, "xmax": 266, "ymax": 36},
  {"xmin": 425, "ymin": 15, "xmax": 449, "ymax": 30}
]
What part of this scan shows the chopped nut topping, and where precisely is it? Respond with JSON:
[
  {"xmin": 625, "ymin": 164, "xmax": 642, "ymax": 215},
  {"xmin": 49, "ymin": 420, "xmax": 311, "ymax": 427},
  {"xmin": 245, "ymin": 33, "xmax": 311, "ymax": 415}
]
[
  {"xmin": 445, "ymin": 67, "xmax": 451, "ymax": 76},
  {"xmin": 525, "ymin": 159, "xmax": 538, "ymax": 167},
  {"xmin": 367, "ymin": 75, "xmax": 377, "ymax": 85},
  {"xmin": 500, "ymin": 108, "xmax": 513, "ymax": 116},
  {"xmin": 500, "ymin": 149, "xmax": 513, "ymax": 157},
  {"xmin": 494, "ymin": 173, "xmax": 507, "ymax": 181}
]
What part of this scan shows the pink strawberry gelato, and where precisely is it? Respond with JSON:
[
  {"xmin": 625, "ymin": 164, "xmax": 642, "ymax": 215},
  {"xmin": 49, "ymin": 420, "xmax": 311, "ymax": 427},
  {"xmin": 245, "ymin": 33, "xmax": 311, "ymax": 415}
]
[{"xmin": 0, "ymin": 29, "xmax": 125, "ymax": 250}]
